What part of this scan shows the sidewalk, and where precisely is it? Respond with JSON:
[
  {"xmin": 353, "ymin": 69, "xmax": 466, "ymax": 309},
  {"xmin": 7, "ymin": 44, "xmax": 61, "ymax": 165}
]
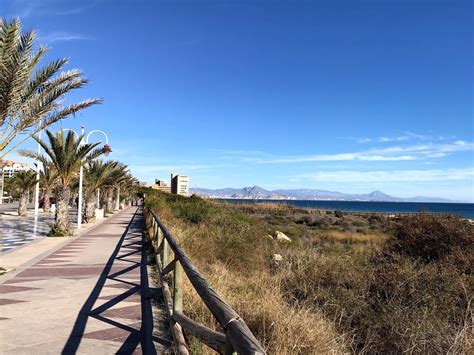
[{"xmin": 0, "ymin": 207, "xmax": 171, "ymax": 354}]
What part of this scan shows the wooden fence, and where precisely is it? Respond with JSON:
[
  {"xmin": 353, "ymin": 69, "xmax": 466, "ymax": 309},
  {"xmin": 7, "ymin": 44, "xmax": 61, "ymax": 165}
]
[{"xmin": 144, "ymin": 207, "xmax": 266, "ymax": 355}]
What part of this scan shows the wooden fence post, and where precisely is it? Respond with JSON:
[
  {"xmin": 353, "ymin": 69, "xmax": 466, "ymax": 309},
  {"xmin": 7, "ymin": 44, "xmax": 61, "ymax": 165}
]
[
  {"xmin": 157, "ymin": 227, "xmax": 162, "ymax": 245},
  {"xmin": 224, "ymin": 334, "xmax": 236, "ymax": 355},
  {"xmin": 173, "ymin": 261, "xmax": 183, "ymax": 313},
  {"xmin": 162, "ymin": 237, "xmax": 169, "ymax": 270}
]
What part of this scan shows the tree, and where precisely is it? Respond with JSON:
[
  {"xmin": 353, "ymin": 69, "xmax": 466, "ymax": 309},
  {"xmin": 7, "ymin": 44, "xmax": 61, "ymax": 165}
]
[
  {"xmin": 82, "ymin": 160, "xmax": 118, "ymax": 222},
  {"xmin": 0, "ymin": 18, "xmax": 102, "ymax": 158},
  {"xmin": 115, "ymin": 173, "xmax": 137, "ymax": 210},
  {"xmin": 103, "ymin": 162, "xmax": 128, "ymax": 213},
  {"xmin": 39, "ymin": 159, "xmax": 58, "ymax": 213},
  {"xmin": 11, "ymin": 169, "xmax": 37, "ymax": 216},
  {"xmin": 21, "ymin": 130, "xmax": 102, "ymax": 235}
]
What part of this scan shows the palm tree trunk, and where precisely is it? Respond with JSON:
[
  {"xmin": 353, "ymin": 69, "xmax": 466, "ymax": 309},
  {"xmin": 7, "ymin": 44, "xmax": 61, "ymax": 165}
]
[
  {"xmin": 83, "ymin": 193, "xmax": 96, "ymax": 223},
  {"xmin": 115, "ymin": 186, "xmax": 120, "ymax": 211},
  {"xmin": 100, "ymin": 194, "xmax": 107, "ymax": 215},
  {"xmin": 55, "ymin": 185, "xmax": 71, "ymax": 234},
  {"xmin": 43, "ymin": 188, "xmax": 51, "ymax": 212},
  {"xmin": 107, "ymin": 190, "xmax": 113, "ymax": 213},
  {"xmin": 18, "ymin": 193, "xmax": 28, "ymax": 216}
]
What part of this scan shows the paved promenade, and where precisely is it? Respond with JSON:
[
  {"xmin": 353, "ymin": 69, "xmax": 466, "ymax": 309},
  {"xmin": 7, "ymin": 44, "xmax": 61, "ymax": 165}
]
[{"xmin": 0, "ymin": 207, "xmax": 171, "ymax": 354}]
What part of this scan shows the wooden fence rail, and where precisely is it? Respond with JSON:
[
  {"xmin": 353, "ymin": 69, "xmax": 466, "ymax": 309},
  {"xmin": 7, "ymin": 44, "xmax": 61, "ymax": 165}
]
[{"xmin": 144, "ymin": 207, "xmax": 266, "ymax": 355}]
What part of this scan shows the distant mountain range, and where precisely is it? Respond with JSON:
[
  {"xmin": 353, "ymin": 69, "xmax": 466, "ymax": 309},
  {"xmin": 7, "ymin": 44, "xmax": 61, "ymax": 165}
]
[{"xmin": 190, "ymin": 186, "xmax": 456, "ymax": 203}]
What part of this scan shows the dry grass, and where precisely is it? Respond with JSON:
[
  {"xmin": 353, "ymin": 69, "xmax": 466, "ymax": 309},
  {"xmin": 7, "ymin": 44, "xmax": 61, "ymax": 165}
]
[
  {"xmin": 180, "ymin": 263, "xmax": 347, "ymax": 354},
  {"xmin": 319, "ymin": 230, "xmax": 388, "ymax": 247},
  {"xmin": 148, "ymin": 192, "xmax": 348, "ymax": 354},
  {"xmin": 143, "ymin": 190, "xmax": 473, "ymax": 354}
]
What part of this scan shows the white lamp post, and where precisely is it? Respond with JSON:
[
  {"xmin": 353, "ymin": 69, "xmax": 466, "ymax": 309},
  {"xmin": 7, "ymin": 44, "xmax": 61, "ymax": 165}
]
[
  {"xmin": 34, "ymin": 123, "xmax": 43, "ymax": 215},
  {"xmin": 85, "ymin": 130, "xmax": 111, "ymax": 217}
]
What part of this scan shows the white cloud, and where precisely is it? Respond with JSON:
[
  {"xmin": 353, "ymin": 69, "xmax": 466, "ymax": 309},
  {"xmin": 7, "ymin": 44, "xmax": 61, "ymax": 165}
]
[
  {"xmin": 256, "ymin": 141, "xmax": 474, "ymax": 164},
  {"xmin": 39, "ymin": 31, "xmax": 91, "ymax": 43},
  {"xmin": 7, "ymin": 0, "xmax": 93, "ymax": 19},
  {"xmin": 350, "ymin": 131, "xmax": 457, "ymax": 145},
  {"xmin": 404, "ymin": 131, "xmax": 433, "ymax": 141},
  {"xmin": 378, "ymin": 135, "xmax": 409, "ymax": 143},
  {"xmin": 130, "ymin": 164, "xmax": 212, "ymax": 173}
]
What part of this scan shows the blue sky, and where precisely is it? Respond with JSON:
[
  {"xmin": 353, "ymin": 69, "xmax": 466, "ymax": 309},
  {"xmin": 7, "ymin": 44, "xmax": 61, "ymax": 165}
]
[{"xmin": 3, "ymin": 0, "xmax": 473, "ymax": 201}]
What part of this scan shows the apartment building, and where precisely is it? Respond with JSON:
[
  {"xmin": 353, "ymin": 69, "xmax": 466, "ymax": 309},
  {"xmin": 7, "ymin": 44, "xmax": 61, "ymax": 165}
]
[{"xmin": 171, "ymin": 174, "xmax": 189, "ymax": 196}]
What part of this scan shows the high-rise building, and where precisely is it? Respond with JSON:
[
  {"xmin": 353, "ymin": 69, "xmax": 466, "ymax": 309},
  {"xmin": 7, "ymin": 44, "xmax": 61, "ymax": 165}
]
[{"xmin": 171, "ymin": 174, "xmax": 189, "ymax": 196}]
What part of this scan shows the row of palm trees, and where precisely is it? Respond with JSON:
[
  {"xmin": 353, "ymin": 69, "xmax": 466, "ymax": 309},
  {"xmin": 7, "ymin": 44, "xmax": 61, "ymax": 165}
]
[
  {"xmin": 12, "ymin": 130, "xmax": 137, "ymax": 235},
  {"xmin": 1, "ymin": 17, "xmax": 139, "ymax": 234}
]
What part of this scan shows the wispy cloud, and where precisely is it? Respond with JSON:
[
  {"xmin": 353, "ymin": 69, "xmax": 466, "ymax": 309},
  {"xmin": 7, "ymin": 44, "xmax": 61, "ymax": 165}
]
[
  {"xmin": 349, "ymin": 131, "xmax": 456, "ymax": 144},
  {"xmin": 7, "ymin": 0, "xmax": 94, "ymax": 19},
  {"xmin": 352, "ymin": 135, "xmax": 409, "ymax": 144},
  {"xmin": 295, "ymin": 168, "xmax": 474, "ymax": 183},
  {"xmin": 254, "ymin": 140, "xmax": 473, "ymax": 164},
  {"xmin": 39, "ymin": 31, "xmax": 91, "ymax": 43},
  {"xmin": 129, "ymin": 164, "xmax": 213, "ymax": 175}
]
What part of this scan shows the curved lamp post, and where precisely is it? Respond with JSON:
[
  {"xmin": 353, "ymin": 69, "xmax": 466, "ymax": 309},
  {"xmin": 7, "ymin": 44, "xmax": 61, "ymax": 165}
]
[
  {"xmin": 33, "ymin": 122, "xmax": 43, "ymax": 215},
  {"xmin": 85, "ymin": 130, "xmax": 111, "ymax": 222}
]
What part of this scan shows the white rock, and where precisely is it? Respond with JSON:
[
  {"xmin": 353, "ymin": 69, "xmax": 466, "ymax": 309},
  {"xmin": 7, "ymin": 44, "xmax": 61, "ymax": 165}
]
[
  {"xmin": 272, "ymin": 254, "xmax": 283, "ymax": 262},
  {"xmin": 275, "ymin": 231, "xmax": 292, "ymax": 242}
]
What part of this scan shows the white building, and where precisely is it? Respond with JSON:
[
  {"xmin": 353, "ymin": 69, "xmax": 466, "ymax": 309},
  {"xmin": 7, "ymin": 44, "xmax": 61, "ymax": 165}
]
[
  {"xmin": 0, "ymin": 160, "xmax": 29, "ymax": 178},
  {"xmin": 171, "ymin": 173, "xmax": 189, "ymax": 196}
]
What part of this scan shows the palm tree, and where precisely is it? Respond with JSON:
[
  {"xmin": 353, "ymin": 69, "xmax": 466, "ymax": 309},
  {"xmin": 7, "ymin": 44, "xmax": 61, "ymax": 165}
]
[
  {"xmin": 103, "ymin": 163, "xmax": 129, "ymax": 213},
  {"xmin": 82, "ymin": 160, "xmax": 118, "ymax": 222},
  {"xmin": 115, "ymin": 173, "xmax": 137, "ymax": 210},
  {"xmin": 40, "ymin": 160, "xmax": 58, "ymax": 213},
  {"xmin": 21, "ymin": 130, "xmax": 103, "ymax": 235},
  {"xmin": 0, "ymin": 18, "xmax": 102, "ymax": 158},
  {"xmin": 11, "ymin": 170, "xmax": 37, "ymax": 216}
]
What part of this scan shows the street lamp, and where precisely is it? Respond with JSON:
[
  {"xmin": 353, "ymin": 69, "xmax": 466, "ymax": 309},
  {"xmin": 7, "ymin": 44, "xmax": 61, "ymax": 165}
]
[
  {"xmin": 34, "ymin": 123, "xmax": 43, "ymax": 215},
  {"xmin": 85, "ymin": 130, "xmax": 111, "ymax": 225}
]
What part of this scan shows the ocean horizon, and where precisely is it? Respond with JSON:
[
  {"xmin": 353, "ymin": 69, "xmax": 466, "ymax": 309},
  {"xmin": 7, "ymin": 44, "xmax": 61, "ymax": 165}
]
[{"xmin": 222, "ymin": 199, "xmax": 474, "ymax": 219}]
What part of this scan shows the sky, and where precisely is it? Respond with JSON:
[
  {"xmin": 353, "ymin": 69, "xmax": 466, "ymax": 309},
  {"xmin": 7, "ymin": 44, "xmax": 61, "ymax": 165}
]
[{"xmin": 2, "ymin": 0, "xmax": 473, "ymax": 201}]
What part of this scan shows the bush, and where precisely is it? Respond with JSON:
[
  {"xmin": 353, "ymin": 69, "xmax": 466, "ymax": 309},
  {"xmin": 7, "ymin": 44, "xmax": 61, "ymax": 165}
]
[
  {"xmin": 364, "ymin": 254, "xmax": 472, "ymax": 354},
  {"xmin": 389, "ymin": 213, "xmax": 473, "ymax": 267},
  {"xmin": 280, "ymin": 214, "xmax": 473, "ymax": 353},
  {"xmin": 295, "ymin": 215, "xmax": 312, "ymax": 225},
  {"xmin": 47, "ymin": 223, "xmax": 65, "ymax": 237},
  {"xmin": 148, "ymin": 192, "xmax": 212, "ymax": 224}
]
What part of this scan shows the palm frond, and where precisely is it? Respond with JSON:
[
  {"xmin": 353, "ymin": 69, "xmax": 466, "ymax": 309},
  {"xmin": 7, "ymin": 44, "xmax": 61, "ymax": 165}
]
[{"xmin": 0, "ymin": 18, "xmax": 102, "ymax": 153}]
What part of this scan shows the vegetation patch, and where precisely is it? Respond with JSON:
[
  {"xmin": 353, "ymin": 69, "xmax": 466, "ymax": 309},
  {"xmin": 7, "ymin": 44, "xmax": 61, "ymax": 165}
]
[{"xmin": 143, "ymin": 189, "xmax": 473, "ymax": 354}]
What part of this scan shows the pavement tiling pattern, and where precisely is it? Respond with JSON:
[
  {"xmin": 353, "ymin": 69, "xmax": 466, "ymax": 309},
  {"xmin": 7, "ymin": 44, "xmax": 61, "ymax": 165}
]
[{"xmin": 0, "ymin": 207, "xmax": 171, "ymax": 354}]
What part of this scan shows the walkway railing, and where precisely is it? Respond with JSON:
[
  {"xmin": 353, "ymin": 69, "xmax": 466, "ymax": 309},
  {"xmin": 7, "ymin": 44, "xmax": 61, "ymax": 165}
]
[{"xmin": 144, "ymin": 207, "xmax": 266, "ymax": 355}]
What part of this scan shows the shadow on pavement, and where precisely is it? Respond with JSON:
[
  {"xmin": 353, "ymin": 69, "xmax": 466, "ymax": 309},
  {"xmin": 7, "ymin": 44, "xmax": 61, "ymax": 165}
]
[{"xmin": 62, "ymin": 208, "xmax": 167, "ymax": 354}]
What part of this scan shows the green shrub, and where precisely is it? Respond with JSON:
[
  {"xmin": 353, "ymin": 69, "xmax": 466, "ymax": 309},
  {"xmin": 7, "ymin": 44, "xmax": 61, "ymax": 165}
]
[
  {"xmin": 280, "ymin": 214, "xmax": 473, "ymax": 353},
  {"xmin": 295, "ymin": 215, "xmax": 312, "ymax": 225},
  {"xmin": 389, "ymin": 213, "xmax": 473, "ymax": 267}
]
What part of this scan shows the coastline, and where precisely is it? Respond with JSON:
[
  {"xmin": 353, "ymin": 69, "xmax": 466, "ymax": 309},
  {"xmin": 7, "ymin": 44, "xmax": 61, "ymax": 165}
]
[{"xmin": 212, "ymin": 198, "xmax": 474, "ymax": 219}]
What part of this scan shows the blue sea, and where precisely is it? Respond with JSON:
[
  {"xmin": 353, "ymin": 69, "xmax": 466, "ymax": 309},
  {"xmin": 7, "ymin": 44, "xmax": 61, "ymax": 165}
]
[{"xmin": 223, "ymin": 199, "xmax": 474, "ymax": 219}]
